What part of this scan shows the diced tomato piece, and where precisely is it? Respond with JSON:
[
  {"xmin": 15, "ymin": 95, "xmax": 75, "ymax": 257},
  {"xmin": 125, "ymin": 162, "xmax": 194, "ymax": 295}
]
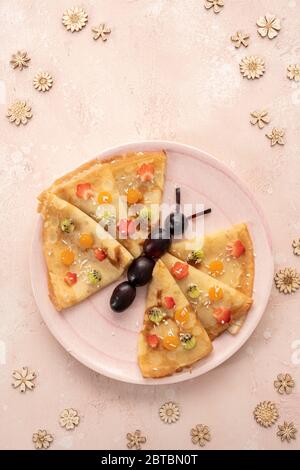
[
  {"xmin": 171, "ymin": 262, "xmax": 189, "ymax": 280},
  {"xmin": 137, "ymin": 163, "xmax": 155, "ymax": 182},
  {"xmin": 147, "ymin": 334, "xmax": 159, "ymax": 349},
  {"xmin": 64, "ymin": 272, "xmax": 77, "ymax": 286},
  {"xmin": 94, "ymin": 248, "xmax": 107, "ymax": 261},
  {"xmin": 213, "ymin": 307, "xmax": 232, "ymax": 325},
  {"xmin": 76, "ymin": 183, "xmax": 93, "ymax": 200},
  {"xmin": 226, "ymin": 240, "xmax": 245, "ymax": 258},
  {"xmin": 164, "ymin": 296, "xmax": 176, "ymax": 309}
]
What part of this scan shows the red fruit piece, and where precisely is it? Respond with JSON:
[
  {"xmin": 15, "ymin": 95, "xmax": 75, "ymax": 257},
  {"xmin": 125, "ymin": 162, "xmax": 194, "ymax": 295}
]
[
  {"xmin": 137, "ymin": 163, "xmax": 155, "ymax": 182},
  {"xmin": 226, "ymin": 240, "xmax": 245, "ymax": 258},
  {"xmin": 213, "ymin": 307, "xmax": 232, "ymax": 325},
  {"xmin": 118, "ymin": 219, "xmax": 129, "ymax": 237},
  {"xmin": 94, "ymin": 248, "xmax": 107, "ymax": 261},
  {"xmin": 164, "ymin": 296, "xmax": 176, "ymax": 309},
  {"xmin": 118, "ymin": 219, "xmax": 136, "ymax": 237},
  {"xmin": 171, "ymin": 262, "xmax": 189, "ymax": 280},
  {"xmin": 64, "ymin": 272, "xmax": 77, "ymax": 286},
  {"xmin": 147, "ymin": 334, "xmax": 159, "ymax": 349},
  {"xmin": 76, "ymin": 183, "xmax": 93, "ymax": 200}
]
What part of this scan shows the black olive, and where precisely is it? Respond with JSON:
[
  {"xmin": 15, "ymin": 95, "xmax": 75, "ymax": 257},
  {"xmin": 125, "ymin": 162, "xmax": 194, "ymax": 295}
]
[
  {"xmin": 164, "ymin": 212, "xmax": 188, "ymax": 237},
  {"xmin": 110, "ymin": 281, "xmax": 136, "ymax": 312},
  {"xmin": 127, "ymin": 256, "xmax": 155, "ymax": 287}
]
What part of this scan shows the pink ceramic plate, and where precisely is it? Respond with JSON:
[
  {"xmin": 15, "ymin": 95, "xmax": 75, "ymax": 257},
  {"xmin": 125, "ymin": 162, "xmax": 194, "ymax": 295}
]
[{"xmin": 30, "ymin": 141, "xmax": 273, "ymax": 385}]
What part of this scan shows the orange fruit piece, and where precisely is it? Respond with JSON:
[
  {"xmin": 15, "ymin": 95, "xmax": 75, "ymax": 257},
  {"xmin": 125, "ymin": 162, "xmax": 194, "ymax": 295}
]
[
  {"xmin": 79, "ymin": 233, "xmax": 94, "ymax": 249},
  {"xmin": 98, "ymin": 191, "xmax": 112, "ymax": 204},
  {"xmin": 208, "ymin": 260, "xmax": 224, "ymax": 276},
  {"xmin": 162, "ymin": 334, "xmax": 180, "ymax": 351},
  {"xmin": 127, "ymin": 188, "xmax": 142, "ymax": 205},
  {"xmin": 208, "ymin": 285, "xmax": 224, "ymax": 302},
  {"xmin": 61, "ymin": 249, "xmax": 75, "ymax": 266},
  {"xmin": 174, "ymin": 307, "xmax": 190, "ymax": 326}
]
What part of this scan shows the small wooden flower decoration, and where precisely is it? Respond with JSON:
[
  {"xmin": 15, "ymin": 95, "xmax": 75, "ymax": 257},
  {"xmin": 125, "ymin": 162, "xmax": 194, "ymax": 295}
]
[
  {"xmin": 10, "ymin": 50, "xmax": 30, "ymax": 70},
  {"xmin": 59, "ymin": 408, "xmax": 80, "ymax": 430},
  {"xmin": 32, "ymin": 430, "xmax": 53, "ymax": 450},
  {"xmin": 292, "ymin": 239, "xmax": 300, "ymax": 256},
  {"xmin": 277, "ymin": 422, "xmax": 297, "ymax": 443},
  {"xmin": 266, "ymin": 128, "xmax": 285, "ymax": 146},
  {"xmin": 33, "ymin": 72, "xmax": 53, "ymax": 92},
  {"xmin": 126, "ymin": 430, "xmax": 146, "ymax": 450},
  {"xmin": 250, "ymin": 110, "xmax": 270, "ymax": 129},
  {"xmin": 92, "ymin": 24, "xmax": 111, "ymax": 41},
  {"xmin": 204, "ymin": 0, "xmax": 224, "ymax": 14},
  {"xmin": 159, "ymin": 402, "xmax": 180, "ymax": 424},
  {"xmin": 274, "ymin": 268, "xmax": 300, "ymax": 294},
  {"xmin": 257, "ymin": 14, "xmax": 281, "ymax": 39},
  {"xmin": 254, "ymin": 401, "xmax": 279, "ymax": 428},
  {"xmin": 240, "ymin": 56, "xmax": 265, "ymax": 80},
  {"xmin": 231, "ymin": 32, "xmax": 250, "ymax": 48},
  {"xmin": 191, "ymin": 424, "xmax": 211, "ymax": 447},
  {"xmin": 62, "ymin": 6, "xmax": 88, "ymax": 32},
  {"xmin": 274, "ymin": 374, "xmax": 295, "ymax": 395},
  {"xmin": 287, "ymin": 64, "xmax": 300, "ymax": 82},
  {"xmin": 12, "ymin": 367, "xmax": 36, "ymax": 392},
  {"xmin": 7, "ymin": 100, "xmax": 32, "ymax": 126}
]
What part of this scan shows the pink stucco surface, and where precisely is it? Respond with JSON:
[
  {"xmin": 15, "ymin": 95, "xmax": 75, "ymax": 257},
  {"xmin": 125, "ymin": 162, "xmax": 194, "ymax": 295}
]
[{"xmin": 0, "ymin": 0, "xmax": 299, "ymax": 450}]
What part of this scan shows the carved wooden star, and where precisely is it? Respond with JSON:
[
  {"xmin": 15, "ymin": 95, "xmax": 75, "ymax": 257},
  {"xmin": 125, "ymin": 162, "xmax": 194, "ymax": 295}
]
[{"xmin": 92, "ymin": 24, "xmax": 111, "ymax": 41}]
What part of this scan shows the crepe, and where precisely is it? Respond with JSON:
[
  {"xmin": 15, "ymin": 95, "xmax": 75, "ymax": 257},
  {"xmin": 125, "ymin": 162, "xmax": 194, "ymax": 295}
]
[
  {"xmin": 161, "ymin": 253, "xmax": 252, "ymax": 340},
  {"xmin": 169, "ymin": 223, "xmax": 254, "ymax": 334},
  {"xmin": 39, "ymin": 151, "xmax": 166, "ymax": 258},
  {"xmin": 39, "ymin": 193, "xmax": 133, "ymax": 311},
  {"xmin": 138, "ymin": 260, "xmax": 212, "ymax": 378}
]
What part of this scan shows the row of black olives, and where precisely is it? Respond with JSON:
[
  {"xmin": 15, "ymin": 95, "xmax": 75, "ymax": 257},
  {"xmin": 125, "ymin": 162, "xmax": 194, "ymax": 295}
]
[{"xmin": 110, "ymin": 190, "xmax": 189, "ymax": 312}]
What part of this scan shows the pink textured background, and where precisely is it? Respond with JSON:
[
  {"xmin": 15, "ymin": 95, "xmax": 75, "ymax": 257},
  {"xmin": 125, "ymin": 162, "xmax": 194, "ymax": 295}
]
[{"xmin": 0, "ymin": 0, "xmax": 300, "ymax": 450}]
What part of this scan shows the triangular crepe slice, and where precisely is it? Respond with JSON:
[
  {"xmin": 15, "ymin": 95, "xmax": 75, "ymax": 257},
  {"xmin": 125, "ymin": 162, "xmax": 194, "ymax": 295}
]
[
  {"xmin": 161, "ymin": 253, "xmax": 252, "ymax": 340},
  {"xmin": 39, "ymin": 151, "xmax": 166, "ymax": 258},
  {"xmin": 39, "ymin": 193, "xmax": 133, "ymax": 311},
  {"xmin": 108, "ymin": 151, "xmax": 166, "ymax": 257},
  {"xmin": 169, "ymin": 223, "xmax": 254, "ymax": 334},
  {"xmin": 138, "ymin": 259, "xmax": 212, "ymax": 378}
]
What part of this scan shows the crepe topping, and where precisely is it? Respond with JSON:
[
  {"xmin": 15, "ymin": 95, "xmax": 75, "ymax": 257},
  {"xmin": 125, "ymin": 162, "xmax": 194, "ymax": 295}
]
[
  {"xmin": 61, "ymin": 248, "xmax": 75, "ymax": 266},
  {"xmin": 98, "ymin": 191, "xmax": 112, "ymax": 204},
  {"xmin": 94, "ymin": 247, "xmax": 107, "ymax": 261},
  {"xmin": 180, "ymin": 333, "xmax": 197, "ymax": 350},
  {"xmin": 226, "ymin": 240, "xmax": 245, "ymax": 258},
  {"xmin": 208, "ymin": 259, "xmax": 224, "ymax": 276},
  {"xmin": 137, "ymin": 163, "xmax": 155, "ymax": 182},
  {"xmin": 76, "ymin": 182, "xmax": 93, "ymax": 200},
  {"xmin": 147, "ymin": 334, "xmax": 159, "ymax": 349},
  {"xmin": 64, "ymin": 272, "xmax": 77, "ymax": 286},
  {"xmin": 60, "ymin": 218, "xmax": 75, "ymax": 233},
  {"xmin": 187, "ymin": 283, "xmax": 201, "ymax": 299},
  {"xmin": 127, "ymin": 188, "xmax": 142, "ymax": 205},
  {"xmin": 171, "ymin": 261, "xmax": 189, "ymax": 280},
  {"xmin": 213, "ymin": 307, "xmax": 232, "ymax": 324},
  {"xmin": 79, "ymin": 233, "xmax": 94, "ymax": 249},
  {"xmin": 164, "ymin": 296, "xmax": 175, "ymax": 309},
  {"xmin": 162, "ymin": 334, "xmax": 180, "ymax": 351},
  {"xmin": 87, "ymin": 269, "xmax": 102, "ymax": 285},
  {"xmin": 175, "ymin": 306, "xmax": 190, "ymax": 326},
  {"xmin": 187, "ymin": 249, "xmax": 204, "ymax": 264},
  {"xmin": 208, "ymin": 285, "xmax": 224, "ymax": 301},
  {"xmin": 148, "ymin": 307, "xmax": 165, "ymax": 325}
]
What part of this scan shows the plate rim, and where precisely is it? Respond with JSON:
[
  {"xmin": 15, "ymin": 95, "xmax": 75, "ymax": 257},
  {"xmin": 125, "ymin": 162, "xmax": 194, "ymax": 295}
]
[{"xmin": 30, "ymin": 140, "xmax": 274, "ymax": 385}]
